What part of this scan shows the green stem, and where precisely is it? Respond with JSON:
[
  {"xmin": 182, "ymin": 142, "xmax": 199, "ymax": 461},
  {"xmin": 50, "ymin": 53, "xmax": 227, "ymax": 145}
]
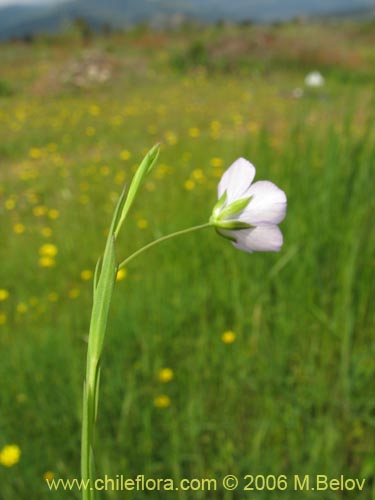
[
  {"xmin": 118, "ymin": 222, "xmax": 212, "ymax": 269},
  {"xmin": 81, "ymin": 222, "xmax": 210, "ymax": 499}
]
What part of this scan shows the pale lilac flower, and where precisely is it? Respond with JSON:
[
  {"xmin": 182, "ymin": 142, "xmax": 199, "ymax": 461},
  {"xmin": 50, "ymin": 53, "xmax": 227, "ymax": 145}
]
[{"xmin": 210, "ymin": 158, "xmax": 287, "ymax": 253}]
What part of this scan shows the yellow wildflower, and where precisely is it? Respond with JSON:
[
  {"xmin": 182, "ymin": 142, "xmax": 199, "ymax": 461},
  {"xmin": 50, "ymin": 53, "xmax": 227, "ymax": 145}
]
[
  {"xmin": 13, "ymin": 223, "xmax": 25, "ymax": 234},
  {"xmin": 29, "ymin": 147, "xmax": 42, "ymax": 159},
  {"xmin": 5, "ymin": 198, "xmax": 16, "ymax": 210},
  {"xmin": 33, "ymin": 205, "xmax": 47, "ymax": 217},
  {"xmin": 192, "ymin": 168, "xmax": 204, "ymax": 181},
  {"xmin": 41, "ymin": 227, "xmax": 53, "ymax": 238},
  {"xmin": 221, "ymin": 330, "xmax": 236, "ymax": 344},
  {"xmin": 158, "ymin": 368, "xmax": 174, "ymax": 383},
  {"xmin": 48, "ymin": 209, "xmax": 59, "ymax": 220},
  {"xmin": 89, "ymin": 104, "xmax": 100, "ymax": 116},
  {"xmin": 80, "ymin": 270, "xmax": 93, "ymax": 281},
  {"xmin": 116, "ymin": 268, "xmax": 127, "ymax": 281},
  {"xmin": 47, "ymin": 292, "xmax": 59, "ymax": 302},
  {"xmin": 0, "ymin": 445, "xmax": 21, "ymax": 467},
  {"xmin": 43, "ymin": 471, "xmax": 55, "ymax": 482},
  {"xmin": 210, "ymin": 157, "xmax": 223, "ymax": 168},
  {"xmin": 16, "ymin": 303, "xmax": 28, "ymax": 314},
  {"xmin": 137, "ymin": 218, "xmax": 148, "ymax": 229},
  {"xmin": 120, "ymin": 150, "xmax": 131, "ymax": 161},
  {"xmin": 0, "ymin": 313, "xmax": 7, "ymax": 325},
  {"xmin": 0, "ymin": 289, "xmax": 9, "ymax": 301},
  {"xmin": 184, "ymin": 180, "xmax": 195, "ymax": 191},
  {"xmin": 68, "ymin": 288, "xmax": 80, "ymax": 299},
  {"xmin": 39, "ymin": 243, "xmax": 58, "ymax": 257},
  {"xmin": 188, "ymin": 127, "xmax": 200, "ymax": 138},
  {"xmin": 154, "ymin": 395, "xmax": 171, "ymax": 408},
  {"xmin": 39, "ymin": 257, "xmax": 55, "ymax": 268}
]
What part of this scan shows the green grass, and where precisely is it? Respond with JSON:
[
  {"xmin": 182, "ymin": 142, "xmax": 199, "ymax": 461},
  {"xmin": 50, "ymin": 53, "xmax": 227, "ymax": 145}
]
[{"xmin": 0, "ymin": 21, "xmax": 374, "ymax": 500}]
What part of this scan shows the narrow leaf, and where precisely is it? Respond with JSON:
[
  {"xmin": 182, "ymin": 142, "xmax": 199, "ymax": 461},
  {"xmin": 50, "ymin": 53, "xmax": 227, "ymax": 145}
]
[{"xmin": 115, "ymin": 144, "xmax": 160, "ymax": 238}]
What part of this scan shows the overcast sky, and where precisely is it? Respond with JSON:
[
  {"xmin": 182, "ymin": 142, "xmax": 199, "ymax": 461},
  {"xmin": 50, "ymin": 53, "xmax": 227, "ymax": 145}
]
[{"xmin": 0, "ymin": 0, "xmax": 62, "ymax": 5}]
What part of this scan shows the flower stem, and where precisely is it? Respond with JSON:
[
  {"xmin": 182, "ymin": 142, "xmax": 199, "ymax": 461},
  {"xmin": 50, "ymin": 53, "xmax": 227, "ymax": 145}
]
[{"xmin": 118, "ymin": 222, "xmax": 212, "ymax": 269}]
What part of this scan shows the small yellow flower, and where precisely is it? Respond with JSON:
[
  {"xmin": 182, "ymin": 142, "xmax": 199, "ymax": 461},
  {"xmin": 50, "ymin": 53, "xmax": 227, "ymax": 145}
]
[
  {"xmin": 116, "ymin": 268, "xmax": 127, "ymax": 281},
  {"xmin": 16, "ymin": 302, "xmax": 28, "ymax": 314},
  {"xmin": 39, "ymin": 257, "xmax": 55, "ymax": 268},
  {"xmin": 184, "ymin": 179, "xmax": 195, "ymax": 191},
  {"xmin": 137, "ymin": 218, "xmax": 148, "ymax": 229},
  {"xmin": 29, "ymin": 296, "xmax": 39, "ymax": 306},
  {"xmin": 33, "ymin": 205, "xmax": 47, "ymax": 217},
  {"xmin": 188, "ymin": 127, "xmax": 200, "ymax": 138},
  {"xmin": 164, "ymin": 131, "xmax": 178, "ymax": 145},
  {"xmin": 68, "ymin": 288, "xmax": 80, "ymax": 299},
  {"xmin": 80, "ymin": 269, "xmax": 93, "ymax": 281},
  {"xmin": 210, "ymin": 157, "xmax": 223, "ymax": 168},
  {"xmin": 39, "ymin": 243, "xmax": 58, "ymax": 257},
  {"xmin": 29, "ymin": 147, "xmax": 42, "ymax": 159},
  {"xmin": 47, "ymin": 292, "xmax": 59, "ymax": 302},
  {"xmin": 5, "ymin": 198, "xmax": 16, "ymax": 210},
  {"xmin": 192, "ymin": 168, "xmax": 204, "ymax": 181},
  {"xmin": 158, "ymin": 368, "xmax": 174, "ymax": 383},
  {"xmin": 221, "ymin": 330, "xmax": 236, "ymax": 344},
  {"xmin": 0, "ymin": 313, "xmax": 7, "ymax": 325},
  {"xmin": 43, "ymin": 471, "xmax": 55, "ymax": 482},
  {"xmin": 48, "ymin": 209, "xmax": 59, "ymax": 220},
  {"xmin": 0, "ymin": 289, "xmax": 9, "ymax": 301},
  {"xmin": 89, "ymin": 104, "xmax": 100, "ymax": 116},
  {"xmin": 41, "ymin": 227, "xmax": 53, "ymax": 238},
  {"xmin": 120, "ymin": 150, "xmax": 131, "ymax": 161},
  {"xmin": 13, "ymin": 223, "xmax": 25, "ymax": 234},
  {"xmin": 154, "ymin": 395, "xmax": 171, "ymax": 408},
  {"xmin": 0, "ymin": 445, "xmax": 21, "ymax": 467}
]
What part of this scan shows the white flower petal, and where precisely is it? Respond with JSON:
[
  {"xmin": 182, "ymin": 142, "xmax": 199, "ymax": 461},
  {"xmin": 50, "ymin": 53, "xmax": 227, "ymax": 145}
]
[
  {"xmin": 218, "ymin": 158, "xmax": 256, "ymax": 203},
  {"xmin": 232, "ymin": 224, "xmax": 284, "ymax": 253},
  {"xmin": 238, "ymin": 180, "xmax": 287, "ymax": 225}
]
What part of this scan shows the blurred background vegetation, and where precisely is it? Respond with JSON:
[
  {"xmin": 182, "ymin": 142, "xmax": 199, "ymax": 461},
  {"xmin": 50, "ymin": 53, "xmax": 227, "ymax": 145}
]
[{"xmin": 0, "ymin": 3, "xmax": 374, "ymax": 499}]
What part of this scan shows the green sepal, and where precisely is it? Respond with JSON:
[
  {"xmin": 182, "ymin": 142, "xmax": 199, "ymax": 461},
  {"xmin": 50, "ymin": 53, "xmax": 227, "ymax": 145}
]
[
  {"xmin": 215, "ymin": 220, "xmax": 253, "ymax": 230},
  {"xmin": 217, "ymin": 195, "xmax": 252, "ymax": 220},
  {"xmin": 215, "ymin": 228, "xmax": 237, "ymax": 243},
  {"xmin": 211, "ymin": 190, "xmax": 227, "ymax": 218}
]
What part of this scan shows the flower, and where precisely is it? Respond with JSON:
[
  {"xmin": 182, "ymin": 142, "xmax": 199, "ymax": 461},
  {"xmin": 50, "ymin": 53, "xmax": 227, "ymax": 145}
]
[
  {"xmin": 0, "ymin": 444, "xmax": 21, "ymax": 467},
  {"xmin": 116, "ymin": 268, "xmax": 127, "ymax": 281},
  {"xmin": 157, "ymin": 368, "xmax": 174, "ymax": 383},
  {"xmin": 39, "ymin": 243, "xmax": 58, "ymax": 257},
  {"xmin": 154, "ymin": 395, "xmax": 171, "ymax": 408},
  {"xmin": 210, "ymin": 158, "xmax": 286, "ymax": 253},
  {"xmin": 80, "ymin": 269, "xmax": 93, "ymax": 281},
  {"xmin": 305, "ymin": 71, "xmax": 325, "ymax": 88},
  {"xmin": 221, "ymin": 330, "xmax": 236, "ymax": 344},
  {"xmin": 43, "ymin": 471, "xmax": 55, "ymax": 482}
]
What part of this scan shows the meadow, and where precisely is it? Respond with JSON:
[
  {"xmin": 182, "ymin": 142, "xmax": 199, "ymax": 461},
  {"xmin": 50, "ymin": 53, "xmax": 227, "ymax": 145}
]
[{"xmin": 0, "ymin": 20, "xmax": 374, "ymax": 499}]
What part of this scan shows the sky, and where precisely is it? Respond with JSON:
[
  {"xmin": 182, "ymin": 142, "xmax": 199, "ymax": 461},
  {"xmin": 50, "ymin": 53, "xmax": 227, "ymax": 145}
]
[{"xmin": 0, "ymin": 0, "xmax": 62, "ymax": 5}]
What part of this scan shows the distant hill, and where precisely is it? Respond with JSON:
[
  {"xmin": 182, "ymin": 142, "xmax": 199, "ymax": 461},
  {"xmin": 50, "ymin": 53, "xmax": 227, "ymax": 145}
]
[{"xmin": 0, "ymin": 0, "xmax": 374, "ymax": 40}]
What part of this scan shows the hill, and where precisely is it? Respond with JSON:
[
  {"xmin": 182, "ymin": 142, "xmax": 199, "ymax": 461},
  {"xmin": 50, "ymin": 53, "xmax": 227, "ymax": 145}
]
[{"xmin": 0, "ymin": 0, "xmax": 374, "ymax": 39}]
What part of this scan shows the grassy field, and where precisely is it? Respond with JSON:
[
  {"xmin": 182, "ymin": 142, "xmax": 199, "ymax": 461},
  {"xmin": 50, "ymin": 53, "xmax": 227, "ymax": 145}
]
[{"xmin": 0, "ymin": 20, "xmax": 374, "ymax": 499}]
